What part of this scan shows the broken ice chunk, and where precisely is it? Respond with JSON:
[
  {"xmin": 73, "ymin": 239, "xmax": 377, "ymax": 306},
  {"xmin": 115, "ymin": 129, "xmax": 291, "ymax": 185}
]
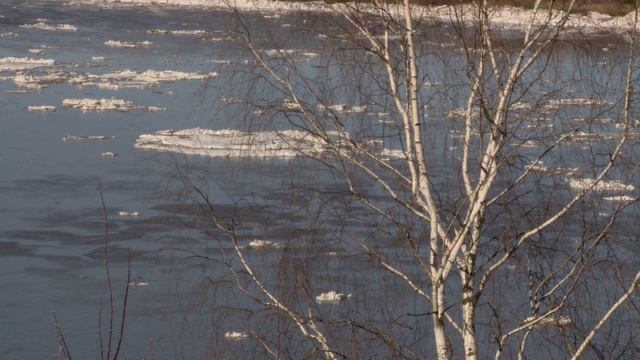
[
  {"xmin": 315, "ymin": 291, "xmax": 352, "ymax": 303},
  {"xmin": 224, "ymin": 331, "xmax": 248, "ymax": 340}
]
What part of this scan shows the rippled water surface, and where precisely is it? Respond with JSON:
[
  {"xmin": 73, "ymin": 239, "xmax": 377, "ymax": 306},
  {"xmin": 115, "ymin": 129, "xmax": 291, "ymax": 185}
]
[{"xmin": 0, "ymin": 2, "xmax": 268, "ymax": 358}]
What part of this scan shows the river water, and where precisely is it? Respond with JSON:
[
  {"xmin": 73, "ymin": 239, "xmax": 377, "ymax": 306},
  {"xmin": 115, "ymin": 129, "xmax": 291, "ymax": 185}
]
[
  {"xmin": 0, "ymin": 1, "xmax": 637, "ymax": 359},
  {"xmin": 0, "ymin": 2, "xmax": 262, "ymax": 358}
]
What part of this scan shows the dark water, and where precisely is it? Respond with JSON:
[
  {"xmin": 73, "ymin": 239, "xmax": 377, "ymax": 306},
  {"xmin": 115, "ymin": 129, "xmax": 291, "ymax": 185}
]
[
  {"xmin": 0, "ymin": 1, "xmax": 637, "ymax": 359},
  {"xmin": 0, "ymin": 2, "xmax": 251, "ymax": 358}
]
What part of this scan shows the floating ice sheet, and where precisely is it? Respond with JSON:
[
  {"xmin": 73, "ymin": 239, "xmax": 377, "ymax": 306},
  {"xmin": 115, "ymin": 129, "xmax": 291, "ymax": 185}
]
[
  {"xmin": 566, "ymin": 178, "xmax": 635, "ymax": 192},
  {"xmin": 0, "ymin": 57, "xmax": 54, "ymax": 71},
  {"xmin": 27, "ymin": 105, "xmax": 56, "ymax": 112},
  {"xmin": 315, "ymin": 291, "xmax": 352, "ymax": 303},
  {"xmin": 62, "ymin": 98, "xmax": 164, "ymax": 112},
  {"xmin": 105, "ymin": 40, "xmax": 153, "ymax": 48},
  {"xmin": 148, "ymin": 29, "xmax": 207, "ymax": 36},
  {"xmin": 542, "ymin": 98, "xmax": 612, "ymax": 111},
  {"xmin": 246, "ymin": 239, "xmax": 283, "ymax": 249},
  {"xmin": 118, "ymin": 211, "xmax": 139, "ymax": 217},
  {"xmin": 224, "ymin": 331, "xmax": 248, "ymax": 340},
  {"xmin": 20, "ymin": 21, "xmax": 77, "ymax": 31},
  {"xmin": 603, "ymin": 195, "xmax": 636, "ymax": 202},
  {"xmin": 12, "ymin": 69, "xmax": 216, "ymax": 90},
  {"xmin": 524, "ymin": 315, "xmax": 572, "ymax": 329},
  {"xmin": 135, "ymin": 127, "xmax": 406, "ymax": 160},
  {"xmin": 85, "ymin": 69, "xmax": 217, "ymax": 89},
  {"xmin": 134, "ymin": 128, "xmax": 347, "ymax": 158},
  {"xmin": 63, "ymin": 135, "xmax": 116, "ymax": 141}
]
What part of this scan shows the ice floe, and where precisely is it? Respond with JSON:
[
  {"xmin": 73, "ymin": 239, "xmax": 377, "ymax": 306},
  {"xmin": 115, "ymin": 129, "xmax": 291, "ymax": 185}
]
[
  {"xmin": 379, "ymin": 148, "xmax": 405, "ymax": 160},
  {"xmin": 134, "ymin": 128, "xmax": 347, "ymax": 158},
  {"xmin": 118, "ymin": 211, "xmax": 139, "ymax": 217},
  {"xmin": 134, "ymin": 127, "xmax": 406, "ymax": 159},
  {"xmin": 603, "ymin": 195, "xmax": 636, "ymax": 203},
  {"xmin": 261, "ymin": 48, "xmax": 319, "ymax": 61},
  {"xmin": 315, "ymin": 291, "xmax": 352, "ymax": 303},
  {"xmin": 62, "ymin": 0, "xmax": 640, "ymax": 41},
  {"xmin": 224, "ymin": 331, "xmax": 248, "ymax": 340},
  {"xmin": 317, "ymin": 103, "xmax": 367, "ymax": 113},
  {"xmin": 63, "ymin": 135, "xmax": 116, "ymax": 141},
  {"xmin": 524, "ymin": 315, "xmax": 572, "ymax": 329},
  {"xmin": 27, "ymin": 105, "xmax": 56, "ymax": 112},
  {"xmin": 13, "ymin": 73, "xmax": 67, "ymax": 89},
  {"xmin": 541, "ymin": 98, "xmax": 612, "ymax": 111},
  {"xmin": 246, "ymin": 239, "xmax": 283, "ymax": 249},
  {"xmin": 128, "ymin": 281, "xmax": 149, "ymax": 286},
  {"xmin": 0, "ymin": 57, "xmax": 54, "ymax": 71},
  {"xmin": 566, "ymin": 178, "xmax": 635, "ymax": 192},
  {"xmin": 62, "ymin": 98, "xmax": 162, "ymax": 112},
  {"xmin": 104, "ymin": 40, "xmax": 153, "ymax": 48},
  {"xmin": 20, "ymin": 20, "xmax": 77, "ymax": 31},
  {"xmin": 148, "ymin": 29, "xmax": 207, "ymax": 36},
  {"xmin": 89, "ymin": 69, "xmax": 217, "ymax": 88},
  {"xmin": 12, "ymin": 69, "xmax": 216, "ymax": 90}
]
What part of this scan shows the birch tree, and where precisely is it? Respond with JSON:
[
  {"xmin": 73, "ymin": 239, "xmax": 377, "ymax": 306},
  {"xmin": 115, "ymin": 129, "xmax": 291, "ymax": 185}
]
[{"xmin": 157, "ymin": 0, "xmax": 640, "ymax": 358}]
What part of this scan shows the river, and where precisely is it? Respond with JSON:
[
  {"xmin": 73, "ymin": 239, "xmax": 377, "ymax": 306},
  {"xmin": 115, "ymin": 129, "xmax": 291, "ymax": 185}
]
[{"xmin": 0, "ymin": 1, "xmax": 637, "ymax": 359}]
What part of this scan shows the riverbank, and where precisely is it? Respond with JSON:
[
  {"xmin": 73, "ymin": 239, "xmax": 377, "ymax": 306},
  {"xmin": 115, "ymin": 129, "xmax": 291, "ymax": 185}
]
[{"xmin": 62, "ymin": 0, "xmax": 638, "ymax": 38}]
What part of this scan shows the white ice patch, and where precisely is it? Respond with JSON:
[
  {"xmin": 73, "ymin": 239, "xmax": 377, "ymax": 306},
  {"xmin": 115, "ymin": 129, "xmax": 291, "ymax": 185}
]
[
  {"xmin": 524, "ymin": 315, "xmax": 572, "ymax": 329},
  {"xmin": 81, "ymin": 69, "xmax": 218, "ymax": 89},
  {"xmin": 63, "ymin": 135, "xmax": 116, "ymax": 141},
  {"xmin": 542, "ymin": 98, "xmax": 612, "ymax": 111},
  {"xmin": 525, "ymin": 161, "xmax": 547, "ymax": 172},
  {"xmin": 224, "ymin": 332, "xmax": 248, "ymax": 341},
  {"xmin": 14, "ymin": 69, "xmax": 215, "ymax": 90},
  {"xmin": 246, "ymin": 239, "xmax": 283, "ymax": 249},
  {"xmin": 20, "ymin": 21, "xmax": 77, "ymax": 31},
  {"xmin": 0, "ymin": 57, "xmax": 54, "ymax": 71},
  {"xmin": 14, "ymin": 73, "xmax": 67, "ymax": 89},
  {"xmin": 315, "ymin": 291, "xmax": 352, "ymax": 303},
  {"xmin": 62, "ymin": 98, "xmax": 163, "ymax": 112},
  {"xmin": 378, "ymin": 148, "xmax": 405, "ymax": 160},
  {"xmin": 603, "ymin": 195, "xmax": 636, "ymax": 203},
  {"xmin": 317, "ymin": 103, "xmax": 367, "ymax": 113},
  {"xmin": 148, "ymin": 29, "xmax": 207, "ymax": 36},
  {"xmin": 27, "ymin": 105, "xmax": 56, "ymax": 112},
  {"xmin": 135, "ymin": 128, "xmax": 405, "ymax": 159},
  {"xmin": 134, "ymin": 128, "xmax": 348, "ymax": 158},
  {"xmin": 104, "ymin": 40, "xmax": 153, "ymax": 48},
  {"xmin": 118, "ymin": 211, "xmax": 139, "ymax": 217},
  {"xmin": 566, "ymin": 178, "xmax": 635, "ymax": 192},
  {"xmin": 261, "ymin": 48, "xmax": 319, "ymax": 61}
]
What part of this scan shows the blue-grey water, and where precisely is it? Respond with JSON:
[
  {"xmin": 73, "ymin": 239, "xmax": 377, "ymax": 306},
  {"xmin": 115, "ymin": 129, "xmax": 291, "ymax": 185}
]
[
  {"xmin": 0, "ymin": 2, "xmax": 256, "ymax": 358},
  {"xmin": 0, "ymin": 1, "xmax": 638, "ymax": 359}
]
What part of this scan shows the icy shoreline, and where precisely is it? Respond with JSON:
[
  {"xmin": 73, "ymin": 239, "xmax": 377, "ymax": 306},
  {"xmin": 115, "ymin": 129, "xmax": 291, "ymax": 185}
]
[{"xmin": 61, "ymin": 0, "xmax": 638, "ymax": 38}]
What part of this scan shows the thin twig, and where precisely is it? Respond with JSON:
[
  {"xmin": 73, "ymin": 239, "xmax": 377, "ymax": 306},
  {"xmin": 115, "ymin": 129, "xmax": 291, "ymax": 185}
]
[
  {"xmin": 51, "ymin": 311, "xmax": 72, "ymax": 360},
  {"xmin": 98, "ymin": 180, "xmax": 114, "ymax": 360},
  {"xmin": 113, "ymin": 249, "xmax": 131, "ymax": 360}
]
